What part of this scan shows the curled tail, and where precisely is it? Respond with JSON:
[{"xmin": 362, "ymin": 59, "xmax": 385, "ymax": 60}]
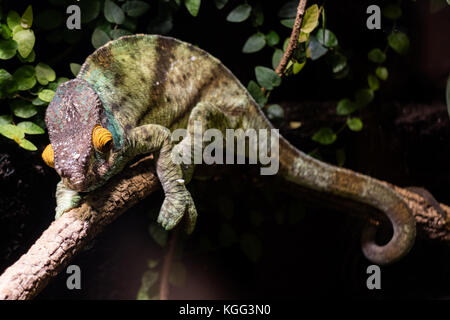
[{"xmin": 277, "ymin": 134, "xmax": 416, "ymax": 265}]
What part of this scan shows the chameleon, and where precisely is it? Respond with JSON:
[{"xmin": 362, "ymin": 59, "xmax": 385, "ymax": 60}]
[{"xmin": 41, "ymin": 34, "xmax": 416, "ymax": 265}]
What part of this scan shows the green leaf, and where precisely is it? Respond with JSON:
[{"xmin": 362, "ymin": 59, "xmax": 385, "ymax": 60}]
[
  {"xmin": 336, "ymin": 98, "xmax": 357, "ymax": 116},
  {"xmin": 185, "ymin": 0, "xmax": 201, "ymax": 16},
  {"xmin": 316, "ymin": 29, "xmax": 338, "ymax": 47},
  {"xmin": 148, "ymin": 222, "xmax": 168, "ymax": 247},
  {"xmin": 308, "ymin": 35, "xmax": 328, "ymax": 60},
  {"xmin": 0, "ymin": 123, "xmax": 24, "ymax": 140},
  {"xmin": 240, "ymin": 233, "xmax": 262, "ymax": 263},
  {"xmin": 18, "ymin": 138, "xmax": 37, "ymax": 151},
  {"xmin": 355, "ymin": 88, "xmax": 374, "ymax": 107},
  {"xmin": 312, "ymin": 127, "xmax": 337, "ymax": 145},
  {"xmin": 251, "ymin": 5, "xmax": 264, "ymax": 26},
  {"xmin": 0, "ymin": 114, "xmax": 12, "ymax": 125},
  {"xmin": 272, "ymin": 49, "xmax": 283, "ymax": 70},
  {"xmin": 0, "ymin": 69, "xmax": 12, "ymax": 85},
  {"xmin": 20, "ymin": 5, "xmax": 33, "ymax": 29},
  {"xmin": 255, "ymin": 66, "xmax": 281, "ymax": 90},
  {"xmin": 17, "ymin": 121, "xmax": 44, "ymax": 134},
  {"xmin": 104, "ymin": 0, "xmax": 125, "ymax": 24},
  {"xmin": 1, "ymin": 24, "xmax": 13, "ymax": 39},
  {"xmin": 242, "ymin": 32, "xmax": 266, "ymax": 53},
  {"xmin": 13, "ymin": 29, "xmax": 35, "ymax": 58},
  {"xmin": 38, "ymin": 89, "xmax": 55, "ymax": 102},
  {"xmin": 7, "ymin": 11, "xmax": 20, "ymax": 30},
  {"xmin": 136, "ymin": 269, "xmax": 159, "ymax": 300},
  {"xmin": 122, "ymin": 1, "xmax": 150, "ymax": 17},
  {"xmin": 214, "ymin": 0, "xmax": 228, "ymax": 10},
  {"xmin": 388, "ymin": 31, "xmax": 410, "ymax": 55},
  {"xmin": 265, "ymin": 31, "xmax": 279, "ymax": 47},
  {"xmin": 376, "ymin": 66, "xmax": 389, "ymax": 81},
  {"xmin": 70, "ymin": 63, "xmax": 82, "ymax": 77},
  {"xmin": 80, "ymin": 0, "xmax": 101, "ymax": 23},
  {"xmin": 382, "ymin": 4, "xmax": 402, "ymax": 20},
  {"xmin": 35, "ymin": 63, "xmax": 56, "ymax": 85},
  {"xmin": 347, "ymin": 117, "xmax": 363, "ymax": 132},
  {"xmin": 110, "ymin": 28, "xmax": 132, "ymax": 39},
  {"xmin": 368, "ymin": 74, "xmax": 380, "ymax": 91},
  {"xmin": 266, "ymin": 104, "xmax": 284, "ymax": 120},
  {"xmin": 17, "ymin": 49, "xmax": 35, "ymax": 63},
  {"xmin": 368, "ymin": 48, "xmax": 386, "ymax": 64},
  {"xmin": 330, "ymin": 52, "xmax": 347, "ymax": 73},
  {"xmin": 301, "ymin": 4, "xmax": 320, "ymax": 33},
  {"xmin": 11, "ymin": 99, "xmax": 38, "ymax": 118},
  {"xmin": 0, "ymin": 39, "xmax": 17, "ymax": 59},
  {"xmin": 32, "ymin": 97, "xmax": 47, "ymax": 106},
  {"xmin": 13, "ymin": 65, "xmax": 36, "ymax": 91},
  {"xmin": 91, "ymin": 28, "xmax": 111, "ymax": 49},
  {"xmin": 226, "ymin": 4, "xmax": 252, "ymax": 23},
  {"xmin": 293, "ymin": 61, "xmax": 306, "ymax": 74},
  {"xmin": 247, "ymin": 80, "xmax": 267, "ymax": 107},
  {"xmin": 280, "ymin": 19, "xmax": 294, "ymax": 28},
  {"xmin": 278, "ymin": 1, "xmax": 298, "ymax": 18}
]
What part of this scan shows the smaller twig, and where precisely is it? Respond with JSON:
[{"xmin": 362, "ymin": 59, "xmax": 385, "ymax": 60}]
[{"xmin": 159, "ymin": 227, "xmax": 180, "ymax": 300}]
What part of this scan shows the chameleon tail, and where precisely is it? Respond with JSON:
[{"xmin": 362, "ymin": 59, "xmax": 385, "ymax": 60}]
[{"xmin": 276, "ymin": 134, "xmax": 416, "ymax": 265}]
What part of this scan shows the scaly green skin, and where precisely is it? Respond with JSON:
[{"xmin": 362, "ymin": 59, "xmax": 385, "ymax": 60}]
[{"xmin": 45, "ymin": 35, "xmax": 416, "ymax": 264}]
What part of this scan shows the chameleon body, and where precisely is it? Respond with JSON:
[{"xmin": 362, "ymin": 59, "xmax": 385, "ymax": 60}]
[{"xmin": 44, "ymin": 35, "xmax": 416, "ymax": 265}]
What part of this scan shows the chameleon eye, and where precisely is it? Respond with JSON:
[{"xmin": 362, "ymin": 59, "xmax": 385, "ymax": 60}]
[
  {"xmin": 42, "ymin": 144, "xmax": 54, "ymax": 168},
  {"xmin": 92, "ymin": 124, "xmax": 113, "ymax": 153}
]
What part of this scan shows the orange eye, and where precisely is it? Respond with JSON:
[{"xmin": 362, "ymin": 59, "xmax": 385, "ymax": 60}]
[
  {"xmin": 42, "ymin": 144, "xmax": 54, "ymax": 168},
  {"xmin": 92, "ymin": 124, "xmax": 113, "ymax": 153}
]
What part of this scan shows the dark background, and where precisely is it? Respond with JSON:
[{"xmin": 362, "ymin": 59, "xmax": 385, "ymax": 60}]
[{"xmin": 0, "ymin": 0, "xmax": 449, "ymax": 299}]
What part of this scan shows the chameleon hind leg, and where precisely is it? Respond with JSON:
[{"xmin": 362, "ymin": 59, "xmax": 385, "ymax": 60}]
[
  {"xmin": 127, "ymin": 124, "xmax": 197, "ymax": 233},
  {"xmin": 173, "ymin": 102, "xmax": 232, "ymax": 177}
]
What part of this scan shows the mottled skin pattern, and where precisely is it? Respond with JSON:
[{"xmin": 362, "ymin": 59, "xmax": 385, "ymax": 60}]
[{"xmin": 45, "ymin": 35, "xmax": 416, "ymax": 265}]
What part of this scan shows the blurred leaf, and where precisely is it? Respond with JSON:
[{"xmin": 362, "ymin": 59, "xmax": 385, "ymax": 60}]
[
  {"xmin": 7, "ymin": 11, "xmax": 20, "ymax": 30},
  {"xmin": 280, "ymin": 19, "xmax": 294, "ymax": 28},
  {"xmin": 240, "ymin": 233, "xmax": 262, "ymax": 263},
  {"xmin": 13, "ymin": 65, "xmax": 36, "ymax": 91},
  {"xmin": 20, "ymin": 5, "xmax": 33, "ymax": 29},
  {"xmin": 91, "ymin": 28, "xmax": 111, "ymax": 49},
  {"xmin": 247, "ymin": 80, "xmax": 267, "ymax": 107},
  {"xmin": 242, "ymin": 32, "xmax": 265, "ymax": 53},
  {"xmin": 35, "ymin": 63, "xmax": 56, "ymax": 85},
  {"xmin": 0, "ymin": 69, "xmax": 12, "ymax": 85},
  {"xmin": 122, "ymin": 1, "xmax": 150, "ymax": 17},
  {"xmin": 355, "ymin": 88, "xmax": 374, "ymax": 107},
  {"xmin": 368, "ymin": 74, "xmax": 380, "ymax": 91},
  {"xmin": 388, "ymin": 31, "xmax": 410, "ymax": 55},
  {"xmin": 214, "ymin": 0, "xmax": 229, "ymax": 10},
  {"xmin": 168, "ymin": 262, "xmax": 186, "ymax": 287},
  {"xmin": 330, "ymin": 52, "xmax": 347, "ymax": 73},
  {"xmin": 266, "ymin": 104, "xmax": 284, "ymax": 120},
  {"xmin": 104, "ymin": 0, "xmax": 125, "ymax": 24},
  {"xmin": 148, "ymin": 222, "xmax": 168, "ymax": 247},
  {"xmin": 0, "ymin": 38, "xmax": 17, "ymax": 59},
  {"xmin": 301, "ymin": 4, "xmax": 320, "ymax": 33},
  {"xmin": 293, "ymin": 61, "xmax": 305, "ymax": 74},
  {"xmin": 17, "ymin": 121, "xmax": 44, "ymax": 134},
  {"xmin": 38, "ymin": 89, "xmax": 55, "ymax": 102},
  {"xmin": 265, "ymin": 31, "xmax": 279, "ymax": 46},
  {"xmin": 18, "ymin": 138, "xmax": 37, "ymax": 150},
  {"xmin": 185, "ymin": 0, "xmax": 201, "ymax": 16},
  {"xmin": 11, "ymin": 99, "xmax": 37, "ymax": 118},
  {"xmin": 308, "ymin": 35, "xmax": 328, "ymax": 60},
  {"xmin": 255, "ymin": 66, "xmax": 281, "ymax": 90},
  {"xmin": 1, "ymin": 24, "xmax": 13, "ymax": 39},
  {"xmin": 375, "ymin": 66, "xmax": 389, "ymax": 81},
  {"xmin": 272, "ymin": 49, "xmax": 283, "ymax": 69},
  {"xmin": 136, "ymin": 270, "xmax": 159, "ymax": 300},
  {"xmin": 0, "ymin": 115, "xmax": 12, "ymax": 125},
  {"xmin": 110, "ymin": 28, "xmax": 132, "ymax": 39},
  {"xmin": 312, "ymin": 127, "xmax": 337, "ymax": 145},
  {"xmin": 13, "ymin": 29, "xmax": 35, "ymax": 58},
  {"xmin": 347, "ymin": 117, "xmax": 363, "ymax": 131},
  {"xmin": 32, "ymin": 97, "xmax": 46, "ymax": 106},
  {"xmin": 0, "ymin": 123, "xmax": 24, "ymax": 140},
  {"xmin": 70, "ymin": 63, "xmax": 82, "ymax": 77},
  {"xmin": 298, "ymin": 31, "xmax": 309, "ymax": 43},
  {"xmin": 382, "ymin": 4, "xmax": 402, "ymax": 20},
  {"xmin": 368, "ymin": 48, "xmax": 386, "ymax": 64},
  {"xmin": 278, "ymin": 1, "xmax": 297, "ymax": 18},
  {"xmin": 336, "ymin": 98, "xmax": 357, "ymax": 115},
  {"xmin": 80, "ymin": 0, "xmax": 101, "ymax": 23},
  {"xmin": 316, "ymin": 29, "xmax": 338, "ymax": 47},
  {"xmin": 251, "ymin": 4, "xmax": 264, "ymax": 26},
  {"xmin": 17, "ymin": 49, "xmax": 35, "ymax": 62},
  {"xmin": 226, "ymin": 4, "xmax": 251, "ymax": 22}
]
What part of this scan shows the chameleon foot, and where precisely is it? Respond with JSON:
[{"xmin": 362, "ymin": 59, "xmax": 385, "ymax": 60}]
[
  {"xmin": 157, "ymin": 189, "xmax": 197, "ymax": 234},
  {"xmin": 55, "ymin": 180, "xmax": 82, "ymax": 219}
]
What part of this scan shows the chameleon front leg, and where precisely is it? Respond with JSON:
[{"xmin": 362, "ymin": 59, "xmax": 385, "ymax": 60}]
[
  {"xmin": 127, "ymin": 124, "xmax": 197, "ymax": 233},
  {"xmin": 55, "ymin": 180, "xmax": 82, "ymax": 219}
]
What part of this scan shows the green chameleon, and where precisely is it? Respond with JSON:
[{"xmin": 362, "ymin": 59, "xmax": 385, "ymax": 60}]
[{"xmin": 41, "ymin": 35, "xmax": 415, "ymax": 265}]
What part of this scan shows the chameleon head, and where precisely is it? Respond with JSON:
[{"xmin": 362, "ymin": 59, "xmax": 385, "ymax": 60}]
[{"xmin": 42, "ymin": 79, "xmax": 116, "ymax": 192}]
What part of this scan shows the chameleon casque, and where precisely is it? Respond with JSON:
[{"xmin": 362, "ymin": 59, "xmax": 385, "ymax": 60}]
[{"xmin": 41, "ymin": 34, "xmax": 416, "ymax": 265}]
